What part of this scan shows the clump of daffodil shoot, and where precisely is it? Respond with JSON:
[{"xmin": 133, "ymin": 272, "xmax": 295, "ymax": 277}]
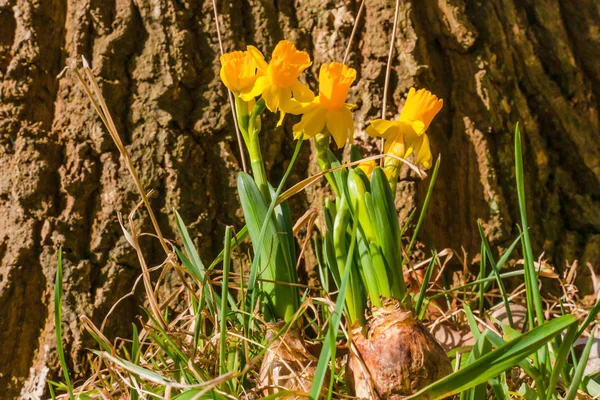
[
  {"xmin": 218, "ymin": 41, "xmax": 318, "ymax": 325},
  {"xmin": 345, "ymin": 88, "xmax": 450, "ymax": 398},
  {"xmin": 365, "ymin": 87, "xmax": 443, "ymax": 192}
]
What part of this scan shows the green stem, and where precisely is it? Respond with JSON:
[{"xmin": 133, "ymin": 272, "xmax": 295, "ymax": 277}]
[
  {"xmin": 233, "ymin": 97, "xmax": 250, "ymax": 144},
  {"xmin": 247, "ymin": 133, "xmax": 270, "ymax": 202},
  {"xmin": 245, "ymin": 103, "xmax": 270, "ymax": 202},
  {"xmin": 314, "ymin": 132, "xmax": 340, "ymax": 196}
]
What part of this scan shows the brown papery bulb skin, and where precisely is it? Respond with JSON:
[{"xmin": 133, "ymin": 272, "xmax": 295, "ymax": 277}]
[
  {"xmin": 259, "ymin": 323, "xmax": 326, "ymax": 399},
  {"xmin": 347, "ymin": 300, "xmax": 452, "ymax": 399}
]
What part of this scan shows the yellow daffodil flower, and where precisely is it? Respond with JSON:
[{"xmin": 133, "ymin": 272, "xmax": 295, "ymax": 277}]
[
  {"xmin": 241, "ymin": 40, "xmax": 314, "ymax": 123},
  {"xmin": 220, "ymin": 50, "xmax": 261, "ymax": 98},
  {"xmin": 358, "ymin": 160, "xmax": 377, "ymax": 176},
  {"xmin": 292, "ymin": 62, "xmax": 357, "ymax": 147},
  {"xmin": 366, "ymin": 88, "xmax": 442, "ymax": 169}
]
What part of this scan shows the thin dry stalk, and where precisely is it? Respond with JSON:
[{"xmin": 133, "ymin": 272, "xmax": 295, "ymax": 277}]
[
  {"xmin": 343, "ymin": 0, "xmax": 366, "ymax": 65},
  {"xmin": 118, "ymin": 210, "xmax": 166, "ymax": 329},
  {"xmin": 210, "ymin": 0, "xmax": 248, "ymax": 173},
  {"xmin": 277, "ymin": 153, "xmax": 426, "ymax": 205},
  {"xmin": 381, "ymin": 0, "xmax": 402, "ymax": 158}
]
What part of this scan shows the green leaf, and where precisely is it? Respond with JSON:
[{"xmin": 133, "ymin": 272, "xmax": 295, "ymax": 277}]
[
  {"xmin": 208, "ymin": 225, "xmax": 248, "ymax": 270},
  {"xmin": 405, "ymin": 315, "xmax": 577, "ymax": 399},
  {"xmin": 350, "ymin": 144, "xmax": 364, "ymax": 163},
  {"xmin": 239, "ymin": 171, "xmax": 297, "ymax": 322},
  {"xmin": 96, "ymin": 351, "xmax": 175, "ymax": 385},
  {"xmin": 405, "ymin": 156, "xmax": 441, "ymax": 257},
  {"xmin": 242, "ymin": 135, "xmax": 304, "ymax": 324},
  {"xmin": 577, "ymin": 297, "xmax": 600, "ymax": 338},
  {"xmin": 370, "ymin": 167, "xmax": 405, "ymax": 299}
]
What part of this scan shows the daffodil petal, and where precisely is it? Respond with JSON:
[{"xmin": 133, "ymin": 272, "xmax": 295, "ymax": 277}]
[
  {"xmin": 415, "ymin": 134, "xmax": 432, "ymax": 168},
  {"xmin": 385, "ymin": 121, "xmax": 419, "ymax": 157},
  {"xmin": 366, "ymin": 119, "xmax": 397, "ymax": 140},
  {"xmin": 358, "ymin": 160, "xmax": 377, "ymax": 177},
  {"xmin": 293, "ymin": 107, "xmax": 327, "ymax": 139},
  {"xmin": 277, "ymin": 111, "xmax": 286, "ymax": 127},
  {"xmin": 240, "ymin": 75, "xmax": 269, "ymax": 101},
  {"xmin": 247, "ymin": 45, "xmax": 269, "ymax": 73},
  {"xmin": 281, "ymin": 97, "xmax": 306, "ymax": 115},
  {"xmin": 291, "ymin": 80, "xmax": 315, "ymax": 102},
  {"xmin": 384, "ymin": 135, "xmax": 406, "ymax": 156},
  {"xmin": 326, "ymin": 107, "xmax": 354, "ymax": 148},
  {"xmin": 262, "ymin": 85, "xmax": 290, "ymax": 113}
]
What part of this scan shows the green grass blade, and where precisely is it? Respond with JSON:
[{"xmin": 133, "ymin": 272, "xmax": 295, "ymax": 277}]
[
  {"xmin": 515, "ymin": 124, "xmax": 545, "ymax": 326},
  {"xmin": 478, "ymin": 221, "xmax": 514, "ymax": 328},
  {"xmin": 96, "ymin": 350, "xmax": 176, "ymax": 385},
  {"xmin": 577, "ymin": 296, "xmax": 600, "ymax": 338},
  {"xmin": 130, "ymin": 323, "xmax": 140, "ymax": 400},
  {"xmin": 309, "ymin": 217, "xmax": 359, "ymax": 400},
  {"xmin": 565, "ymin": 330, "xmax": 595, "ymax": 400},
  {"xmin": 466, "ymin": 331, "xmax": 493, "ymax": 399},
  {"xmin": 55, "ymin": 248, "xmax": 75, "ymax": 400},
  {"xmin": 481, "ymin": 234, "xmax": 521, "ymax": 293},
  {"xmin": 219, "ymin": 226, "xmax": 232, "ymax": 379},
  {"xmin": 406, "ymin": 156, "xmax": 441, "ymax": 257},
  {"xmin": 464, "ymin": 304, "xmax": 481, "ymax": 341},
  {"xmin": 546, "ymin": 323, "xmax": 578, "ymax": 400},
  {"xmin": 415, "ymin": 255, "xmax": 436, "ymax": 318},
  {"xmin": 208, "ymin": 225, "xmax": 248, "ymax": 270},
  {"xmin": 175, "ymin": 210, "xmax": 206, "ymax": 281},
  {"xmin": 428, "ymin": 270, "xmax": 525, "ymax": 301},
  {"xmin": 478, "ymin": 241, "xmax": 486, "ymax": 314},
  {"xmin": 490, "ymin": 377, "xmax": 508, "ymax": 400},
  {"xmin": 405, "ymin": 315, "xmax": 577, "ymax": 399}
]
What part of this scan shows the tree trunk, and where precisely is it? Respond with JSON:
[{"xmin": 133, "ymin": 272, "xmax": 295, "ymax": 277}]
[{"xmin": 0, "ymin": 0, "xmax": 598, "ymax": 397}]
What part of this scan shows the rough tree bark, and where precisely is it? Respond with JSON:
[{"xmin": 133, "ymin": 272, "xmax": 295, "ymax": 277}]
[{"xmin": 0, "ymin": 0, "xmax": 598, "ymax": 397}]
